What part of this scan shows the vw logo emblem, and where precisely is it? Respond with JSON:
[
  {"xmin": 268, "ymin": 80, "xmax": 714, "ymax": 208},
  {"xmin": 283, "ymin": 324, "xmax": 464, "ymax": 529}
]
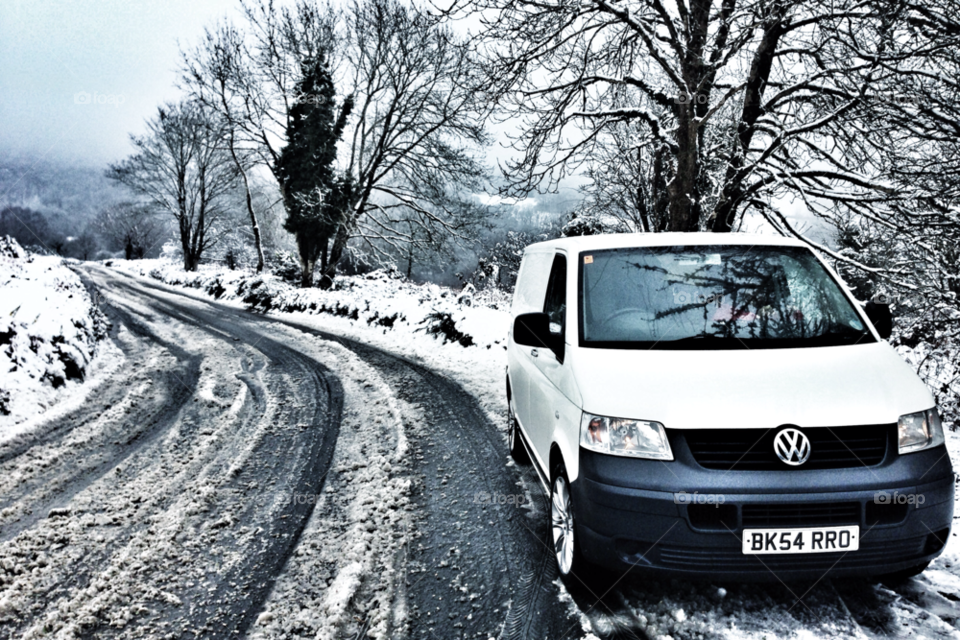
[{"xmin": 774, "ymin": 428, "xmax": 811, "ymax": 466}]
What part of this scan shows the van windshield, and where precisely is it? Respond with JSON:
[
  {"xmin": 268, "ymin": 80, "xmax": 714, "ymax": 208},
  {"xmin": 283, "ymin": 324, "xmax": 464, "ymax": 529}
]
[{"xmin": 579, "ymin": 245, "xmax": 874, "ymax": 349}]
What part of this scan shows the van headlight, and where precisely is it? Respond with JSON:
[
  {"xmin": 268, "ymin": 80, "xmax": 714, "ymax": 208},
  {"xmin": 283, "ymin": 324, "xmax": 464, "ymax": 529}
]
[
  {"xmin": 580, "ymin": 412, "xmax": 673, "ymax": 460},
  {"xmin": 898, "ymin": 408, "xmax": 945, "ymax": 454}
]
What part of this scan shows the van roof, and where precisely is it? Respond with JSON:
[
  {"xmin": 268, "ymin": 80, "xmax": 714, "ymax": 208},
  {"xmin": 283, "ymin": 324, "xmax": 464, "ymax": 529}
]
[{"xmin": 524, "ymin": 232, "xmax": 809, "ymax": 254}]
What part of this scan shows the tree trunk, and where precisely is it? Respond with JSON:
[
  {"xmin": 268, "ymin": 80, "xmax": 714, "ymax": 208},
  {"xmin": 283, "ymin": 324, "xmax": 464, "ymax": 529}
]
[
  {"xmin": 300, "ymin": 257, "xmax": 315, "ymax": 288},
  {"xmin": 180, "ymin": 224, "xmax": 194, "ymax": 271},
  {"xmin": 297, "ymin": 233, "xmax": 316, "ymax": 288},
  {"xmin": 228, "ymin": 139, "xmax": 265, "ymax": 273},
  {"xmin": 319, "ymin": 223, "xmax": 350, "ymax": 290},
  {"xmin": 218, "ymin": 84, "xmax": 265, "ymax": 274},
  {"xmin": 667, "ymin": 114, "xmax": 701, "ymax": 231},
  {"xmin": 184, "ymin": 252, "xmax": 199, "ymax": 272},
  {"xmin": 711, "ymin": 7, "xmax": 787, "ymax": 232},
  {"xmin": 653, "ymin": 147, "xmax": 669, "ymax": 232},
  {"xmin": 711, "ymin": 191, "xmax": 739, "ymax": 232}
]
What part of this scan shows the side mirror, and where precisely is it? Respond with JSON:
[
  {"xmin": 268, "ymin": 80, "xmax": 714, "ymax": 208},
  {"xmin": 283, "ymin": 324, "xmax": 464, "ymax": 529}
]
[
  {"xmin": 864, "ymin": 301, "xmax": 893, "ymax": 340},
  {"xmin": 513, "ymin": 312, "xmax": 565, "ymax": 362}
]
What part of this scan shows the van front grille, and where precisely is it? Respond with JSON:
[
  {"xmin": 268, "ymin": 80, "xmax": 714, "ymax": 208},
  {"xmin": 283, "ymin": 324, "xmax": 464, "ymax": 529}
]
[
  {"xmin": 683, "ymin": 424, "xmax": 891, "ymax": 471},
  {"xmin": 741, "ymin": 502, "xmax": 860, "ymax": 527}
]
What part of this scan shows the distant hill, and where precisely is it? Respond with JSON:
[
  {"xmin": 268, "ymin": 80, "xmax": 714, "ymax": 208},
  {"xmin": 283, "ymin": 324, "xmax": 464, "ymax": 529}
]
[{"xmin": 0, "ymin": 156, "xmax": 125, "ymax": 237}]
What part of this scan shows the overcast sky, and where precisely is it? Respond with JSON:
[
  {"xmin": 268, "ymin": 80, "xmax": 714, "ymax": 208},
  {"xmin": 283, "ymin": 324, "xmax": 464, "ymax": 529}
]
[
  {"xmin": 0, "ymin": 0, "xmax": 828, "ymax": 241},
  {"xmin": 0, "ymin": 0, "xmax": 239, "ymax": 166}
]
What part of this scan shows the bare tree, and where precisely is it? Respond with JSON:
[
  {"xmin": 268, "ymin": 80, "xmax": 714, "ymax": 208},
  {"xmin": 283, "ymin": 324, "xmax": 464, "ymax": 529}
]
[
  {"xmin": 185, "ymin": 2, "xmax": 344, "ymax": 285},
  {"xmin": 68, "ymin": 230, "xmax": 101, "ymax": 261},
  {"xmin": 107, "ymin": 101, "xmax": 240, "ymax": 271},
  {"xmin": 185, "ymin": 0, "xmax": 490, "ymax": 287},
  {"xmin": 94, "ymin": 202, "xmax": 165, "ymax": 260},
  {"xmin": 450, "ymin": 0, "xmax": 960, "ymax": 237},
  {"xmin": 316, "ymin": 0, "xmax": 490, "ymax": 286},
  {"xmin": 183, "ymin": 20, "xmax": 279, "ymax": 274},
  {"xmin": 576, "ymin": 122, "xmax": 670, "ymax": 233}
]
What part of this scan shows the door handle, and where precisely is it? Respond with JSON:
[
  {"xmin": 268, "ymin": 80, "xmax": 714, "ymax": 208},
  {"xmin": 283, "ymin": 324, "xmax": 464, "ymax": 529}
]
[{"xmin": 530, "ymin": 348, "xmax": 539, "ymax": 357}]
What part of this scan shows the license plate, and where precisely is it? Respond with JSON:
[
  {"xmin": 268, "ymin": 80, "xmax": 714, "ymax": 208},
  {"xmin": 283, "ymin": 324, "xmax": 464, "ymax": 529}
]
[{"xmin": 742, "ymin": 525, "xmax": 859, "ymax": 554}]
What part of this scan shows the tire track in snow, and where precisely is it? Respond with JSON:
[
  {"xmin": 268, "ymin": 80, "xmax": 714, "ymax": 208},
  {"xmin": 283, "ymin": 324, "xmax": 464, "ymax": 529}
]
[
  {"xmin": 0, "ymin": 306, "xmax": 202, "ymax": 542},
  {"xmin": 79, "ymin": 270, "xmax": 345, "ymax": 639},
  {"xmin": 0, "ymin": 267, "xmax": 343, "ymax": 639},
  {"xmin": 258, "ymin": 319, "xmax": 578, "ymax": 640}
]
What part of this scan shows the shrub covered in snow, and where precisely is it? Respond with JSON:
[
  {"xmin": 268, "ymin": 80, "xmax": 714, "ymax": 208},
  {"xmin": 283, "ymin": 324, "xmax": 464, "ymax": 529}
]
[
  {"xmin": 0, "ymin": 237, "xmax": 109, "ymax": 424},
  {"xmin": 420, "ymin": 311, "xmax": 475, "ymax": 347}
]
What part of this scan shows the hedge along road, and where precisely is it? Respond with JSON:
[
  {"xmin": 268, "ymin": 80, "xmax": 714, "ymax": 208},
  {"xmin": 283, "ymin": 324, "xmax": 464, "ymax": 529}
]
[{"xmin": 0, "ymin": 265, "xmax": 579, "ymax": 640}]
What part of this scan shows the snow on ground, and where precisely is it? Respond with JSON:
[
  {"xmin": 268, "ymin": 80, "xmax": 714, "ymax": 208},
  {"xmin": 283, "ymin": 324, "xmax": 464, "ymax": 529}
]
[
  {"xmin": 0, "ymin": 237, "xmax": 120, "ymax": 439},
  {"xmin": 109, "ymin": 257, "xmax": 960, "ymax": 639},
  {"xmin": 0, "ymin": 276, "xmax": 418, "ymax": 639},
  {"xmin": 110, "ymin": 259, "xmax": 513, "ymax": 430},
  {"xmin": 250, "ymin": 337, "xmax": 416, "ymax": 640}
]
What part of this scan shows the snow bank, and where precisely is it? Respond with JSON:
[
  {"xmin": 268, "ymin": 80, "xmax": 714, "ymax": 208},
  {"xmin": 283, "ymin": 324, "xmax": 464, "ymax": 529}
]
[
  {"xmin": 0, "ymin": 237, "xmax": 112, "ymax": 432},
  {"xmin": 117, "ymin": 259, "xmax": 512, "ymax": 348}
]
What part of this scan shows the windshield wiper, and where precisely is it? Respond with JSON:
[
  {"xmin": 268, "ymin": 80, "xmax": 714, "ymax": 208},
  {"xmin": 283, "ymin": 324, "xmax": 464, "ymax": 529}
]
[
  {"xmin": 816, "ymin": 322, "xmax": 872, "ymax": 343},
  {"xmin": 665, "ymin": 333, "xmax": 723, "ymax": 343},
  {"xmin": 658, "ymin": 334, "xmax": 748, "ymax": 349}
]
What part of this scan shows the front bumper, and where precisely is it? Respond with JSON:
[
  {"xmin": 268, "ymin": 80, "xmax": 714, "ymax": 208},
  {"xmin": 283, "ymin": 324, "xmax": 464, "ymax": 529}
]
[{"xmin": 572, "ymin": 442, "xmax": 955, "ymax": 582}]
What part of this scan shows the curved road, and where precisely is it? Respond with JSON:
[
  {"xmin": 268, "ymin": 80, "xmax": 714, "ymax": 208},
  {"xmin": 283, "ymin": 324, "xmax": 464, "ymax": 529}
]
[{"xmin": 0, "ymin": 266, "xmax": 577, "ymax": 639}]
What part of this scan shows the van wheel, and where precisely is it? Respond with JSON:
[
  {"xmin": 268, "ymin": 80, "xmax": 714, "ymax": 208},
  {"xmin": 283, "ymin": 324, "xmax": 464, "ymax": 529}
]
[
  {"xmin": 551, "ymin": 464, "xmax": 585, "ymax": 579},
  {"xmin": 508, "ymin": 400, "xmax": 530, "ymax": 465}
]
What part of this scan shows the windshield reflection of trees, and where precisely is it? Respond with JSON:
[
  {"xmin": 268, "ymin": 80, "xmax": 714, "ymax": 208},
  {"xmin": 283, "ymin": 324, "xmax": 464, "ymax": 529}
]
[{"xmin": 631, "ymin": 251, "xmax": 839, "ymax": 341}]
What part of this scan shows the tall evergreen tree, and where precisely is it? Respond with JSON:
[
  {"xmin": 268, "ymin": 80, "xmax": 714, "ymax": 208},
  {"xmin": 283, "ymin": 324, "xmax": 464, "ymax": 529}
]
[{"xmin": 276, "ymin": 50, "xmax": 353, "ymax": 288}]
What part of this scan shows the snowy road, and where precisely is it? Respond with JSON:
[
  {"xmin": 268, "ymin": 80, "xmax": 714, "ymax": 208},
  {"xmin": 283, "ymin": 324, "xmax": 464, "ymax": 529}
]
[
  {"xmin": 0, "ymin": 266, "xmax": 576, "ymax": 639},
  {"xmin": 0, "ymin": 266, "xmax": 345, "ymax": 638},
  {"xmin": 2, "ymin": 265, "xmax": 959, "ymax": 640}
]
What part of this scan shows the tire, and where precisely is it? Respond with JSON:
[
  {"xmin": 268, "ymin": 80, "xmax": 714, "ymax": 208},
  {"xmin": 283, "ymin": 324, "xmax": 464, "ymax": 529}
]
[
  {"xmin": 551, "ymin": 462, "xmax": 586, "ymax": 580},
  {"xmin": 508, "ymin": 399, "xmax": 531, "ymax": 465},
  {"xmin": 879, "ymin": 561, "xmax": 930, "ymax": 584}
]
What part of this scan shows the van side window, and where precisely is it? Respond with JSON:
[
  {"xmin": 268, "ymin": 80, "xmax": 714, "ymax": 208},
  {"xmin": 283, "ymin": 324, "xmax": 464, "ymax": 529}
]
[{"xmin": 543, "ymin": 255, "xmax": 567, "ymax": 336}]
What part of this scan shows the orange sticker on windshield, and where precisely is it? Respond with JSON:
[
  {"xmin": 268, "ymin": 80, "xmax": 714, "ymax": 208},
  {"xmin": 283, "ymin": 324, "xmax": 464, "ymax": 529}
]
[{"xmin": 584, "ymin": 255, "xmax": 593, "ymax": 264}]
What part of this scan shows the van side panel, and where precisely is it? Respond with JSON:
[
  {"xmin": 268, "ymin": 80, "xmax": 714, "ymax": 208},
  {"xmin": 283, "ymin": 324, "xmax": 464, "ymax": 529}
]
[
  {"xmin": 513, "ymin": 249, "xmax": 585, "ymax": 484},
  {"xmin": 509, "ymin": 249, "xmax": 557, "ymax": 478}
]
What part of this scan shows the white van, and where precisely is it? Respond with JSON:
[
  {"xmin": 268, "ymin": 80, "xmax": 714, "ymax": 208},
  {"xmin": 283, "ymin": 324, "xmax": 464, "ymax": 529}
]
[{"xmin": 506, "ymin": 233, "xmax": 953, "ymax": 582}]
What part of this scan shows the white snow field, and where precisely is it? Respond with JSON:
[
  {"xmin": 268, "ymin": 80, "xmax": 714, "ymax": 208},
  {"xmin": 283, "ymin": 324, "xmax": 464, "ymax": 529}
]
[
  {"xmin": 0, "ymin": 238, "xmax": 121, "ymax": 439},
  {"xmin": 111, "ymin": 256, "xmax": 960, "ymax": 640}
]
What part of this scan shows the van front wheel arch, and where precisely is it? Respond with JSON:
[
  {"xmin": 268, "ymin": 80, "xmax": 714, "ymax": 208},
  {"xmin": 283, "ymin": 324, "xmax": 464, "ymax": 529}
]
[{"xmin": 550, "ymin": 458, "xmax": 586, "ymax": 579}]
